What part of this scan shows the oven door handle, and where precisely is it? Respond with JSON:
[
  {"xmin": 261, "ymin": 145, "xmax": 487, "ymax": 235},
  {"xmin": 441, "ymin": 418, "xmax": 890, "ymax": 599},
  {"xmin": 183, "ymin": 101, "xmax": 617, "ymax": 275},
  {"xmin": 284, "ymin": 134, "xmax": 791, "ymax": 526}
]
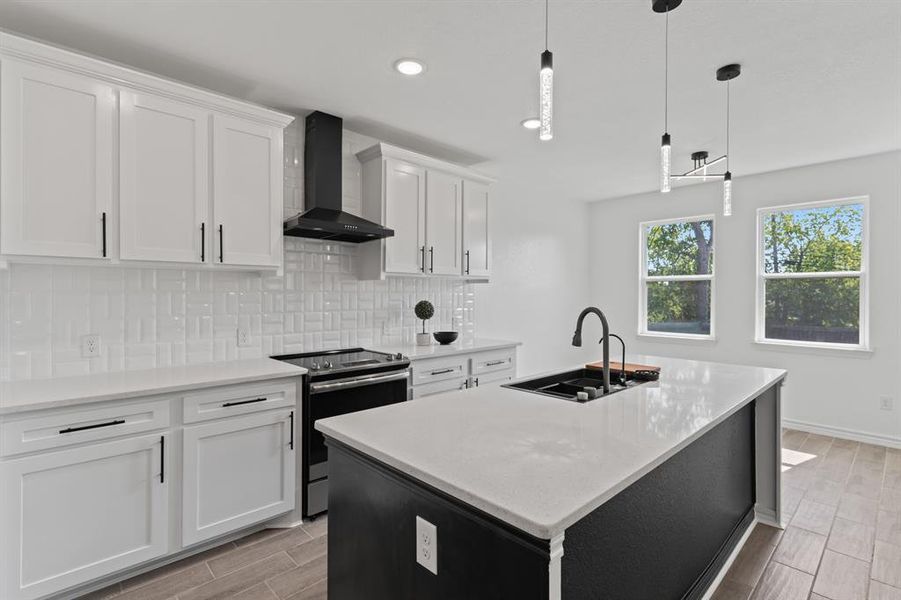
[{"xmin": 309, "ymin": 371, "xmax": 409, "ymax": 394}]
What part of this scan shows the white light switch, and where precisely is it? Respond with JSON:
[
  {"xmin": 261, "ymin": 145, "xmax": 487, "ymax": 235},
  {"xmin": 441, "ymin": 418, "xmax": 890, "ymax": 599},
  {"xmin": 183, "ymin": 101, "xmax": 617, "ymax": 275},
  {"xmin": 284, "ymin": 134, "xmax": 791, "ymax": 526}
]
[{"xmin": 415, "ymin": 516, "xmax": 437, "ymax": 575}]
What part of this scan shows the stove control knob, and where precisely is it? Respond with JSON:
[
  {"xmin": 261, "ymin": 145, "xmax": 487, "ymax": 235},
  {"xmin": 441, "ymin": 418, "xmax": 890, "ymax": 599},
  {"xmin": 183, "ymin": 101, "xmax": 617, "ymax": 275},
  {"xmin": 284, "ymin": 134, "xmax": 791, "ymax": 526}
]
[
  {"xmin": 310, "ymin": 362, "xmax": 320, "ymax": 371},
  {"xmin": 386, "ymin": 354, "xmax": 394, "ymax": 361},
  {"xmin": 323, "ymin": 360, "xmax": 333, "ymax": 369},
  {"xmin": 395, "ymin": 353, "xmax": 404, "ymax": 360}
]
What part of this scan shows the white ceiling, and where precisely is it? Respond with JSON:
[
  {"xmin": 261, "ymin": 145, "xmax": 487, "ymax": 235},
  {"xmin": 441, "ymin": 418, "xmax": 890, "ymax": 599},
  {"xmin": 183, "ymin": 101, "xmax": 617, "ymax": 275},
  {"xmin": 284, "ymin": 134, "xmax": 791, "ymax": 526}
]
[{"xmin": 1, "ymin": 0, "xmax": 898, "ymax": 202}]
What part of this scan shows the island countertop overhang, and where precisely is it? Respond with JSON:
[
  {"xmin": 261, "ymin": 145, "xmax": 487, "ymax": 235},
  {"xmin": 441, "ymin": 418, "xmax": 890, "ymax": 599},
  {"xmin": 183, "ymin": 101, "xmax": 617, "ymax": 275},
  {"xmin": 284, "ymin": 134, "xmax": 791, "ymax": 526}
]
[{"xmin": 315, "ymin": 355, "xmax": 786, "ymax": 539}]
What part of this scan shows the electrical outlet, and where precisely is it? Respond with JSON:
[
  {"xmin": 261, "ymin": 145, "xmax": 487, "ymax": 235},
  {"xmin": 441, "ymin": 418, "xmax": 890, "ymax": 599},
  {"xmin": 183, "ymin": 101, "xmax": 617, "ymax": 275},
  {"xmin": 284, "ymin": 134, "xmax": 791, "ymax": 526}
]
[
  {"xmin": 81, "ymin": 334, "xmax": 101, "ymax": 358},
  {"xmin": 236, "ymin": 327, "xmax": 251, "ymax": 347},
  {"xmin": 415, "ymin": 516, "xmax": 437, "ymax": 575},
  {"xmin": 880, "ymin": 396, "xmax": 894, "ymax": 411}
]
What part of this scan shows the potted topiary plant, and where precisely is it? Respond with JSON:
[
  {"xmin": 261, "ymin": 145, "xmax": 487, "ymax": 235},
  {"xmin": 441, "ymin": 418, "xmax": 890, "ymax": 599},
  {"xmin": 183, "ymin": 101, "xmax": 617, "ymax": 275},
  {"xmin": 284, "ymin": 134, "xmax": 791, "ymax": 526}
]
[{"xmin": 414, "ymin": 300, "xmax": 434, "ymax": 346}]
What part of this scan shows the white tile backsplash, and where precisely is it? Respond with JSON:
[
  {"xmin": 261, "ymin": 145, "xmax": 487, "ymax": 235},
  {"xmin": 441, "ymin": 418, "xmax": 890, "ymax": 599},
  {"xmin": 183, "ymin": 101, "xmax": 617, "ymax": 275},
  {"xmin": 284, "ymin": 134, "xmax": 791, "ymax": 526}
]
[{"xmin": 0, "ymin": 120, "xmax": 476, "ymax": 381}]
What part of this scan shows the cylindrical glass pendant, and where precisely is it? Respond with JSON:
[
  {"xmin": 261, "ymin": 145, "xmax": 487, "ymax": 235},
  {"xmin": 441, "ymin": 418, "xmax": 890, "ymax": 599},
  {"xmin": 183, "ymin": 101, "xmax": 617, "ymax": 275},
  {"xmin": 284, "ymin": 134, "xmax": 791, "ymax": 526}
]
[
  {"xmin": 660, "ymin": 133, "xmax": 671, "ymax": 193},
  {"xmin": 722, "ymin": 171, "xmax": 733, "ymax": 216},
  {"xmin": 539, "ymin": 50, "xmax": 553, "ymax": 141}
]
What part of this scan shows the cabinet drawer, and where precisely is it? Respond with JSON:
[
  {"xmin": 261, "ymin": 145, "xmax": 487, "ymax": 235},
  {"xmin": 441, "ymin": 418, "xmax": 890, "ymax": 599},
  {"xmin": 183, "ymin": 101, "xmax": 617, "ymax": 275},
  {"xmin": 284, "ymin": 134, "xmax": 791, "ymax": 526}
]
[
  {"xmin": 0, "ymin": 399, "xmax": 170, "ymax": 457},
  {"xmin": 411, "ymin": 356, "xmax": 468, "ymax": 386},
  {"xmin": 183, "ymin": 381, "xmax": 296, "ymax": 423},
  {"xmin": 412, "ymin": 377, "xmax": 468, "ymax": 399},
  {"xmin": 472, "ymin": 369, "xmax": 515, "ymax": 388},
  {"xmin": 471, "ymin": 349, "xmax": 516, "ymax": 376}
]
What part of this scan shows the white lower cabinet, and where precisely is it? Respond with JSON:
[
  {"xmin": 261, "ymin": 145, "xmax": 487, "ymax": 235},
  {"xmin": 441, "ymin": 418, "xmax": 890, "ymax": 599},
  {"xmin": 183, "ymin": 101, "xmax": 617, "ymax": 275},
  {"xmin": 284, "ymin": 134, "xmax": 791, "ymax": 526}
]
[
  {"xmin": 0, "ymin": 434, "xmax": 168, "ymax": 600},
  {"xmin": 182, "ymin": 409, "xmax": 295, "ymax": 546},
  {"xmin": 409, "ymin": 345, "xmax": 518, "ymax": 399},
  {"xmin": 0, "ymin": 377, "xmax": 297, "ymax": 600}
]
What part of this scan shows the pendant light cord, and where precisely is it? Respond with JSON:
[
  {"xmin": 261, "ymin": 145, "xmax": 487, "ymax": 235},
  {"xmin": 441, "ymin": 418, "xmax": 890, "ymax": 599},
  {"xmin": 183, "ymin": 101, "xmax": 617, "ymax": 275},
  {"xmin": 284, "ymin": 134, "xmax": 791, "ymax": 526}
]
[
  {"xmin": 664, "ymin": 7, "xmax": 669, "ymax": 132},
  {"xmin": 726, "ymin": 81, "xmax": 730, "ymax": 170},
  {"xmin": 545, "ymin": 0, "xmax": 549, "ymax": 50}
]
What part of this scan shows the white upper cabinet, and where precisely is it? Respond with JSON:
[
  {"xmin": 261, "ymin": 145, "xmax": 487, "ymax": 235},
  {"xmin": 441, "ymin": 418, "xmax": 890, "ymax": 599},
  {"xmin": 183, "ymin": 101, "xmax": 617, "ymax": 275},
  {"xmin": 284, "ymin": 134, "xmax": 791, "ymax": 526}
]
[
  {"xmin": 119, "ymin": 90, "xmax": 209, "ymax": 263},
  {"xmin": 0, "ymin": 32, "xmax": 293, "ymax": 269},
  {"xmin": 357, "ymin": 143, "xmax": 494, "ymax": 281},
  {"xmin": 0, "ymin": 59, "xmax": 114, "ymax": 259},
  {"xmin": 383, "ymin": 159, "xmax": 427, "ymax": 274},
  {"xmin": 212, "ymin": 115, "xmax": 283, "ymax": 268},
  {"xmin": 425, "ymin": 170, "xmax": 463, "ymax": 276},
  {"xmin": 462, "ymin": 180, "xmax": 490, "ymax": 278}
]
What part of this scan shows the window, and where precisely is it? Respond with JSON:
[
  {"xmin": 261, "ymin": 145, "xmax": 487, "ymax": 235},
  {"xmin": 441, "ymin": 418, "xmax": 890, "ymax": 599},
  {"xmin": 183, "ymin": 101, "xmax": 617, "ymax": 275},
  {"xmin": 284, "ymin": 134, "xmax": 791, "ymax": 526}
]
[
  {"xmin": 756, "ymin": 198, "xmax": 868, "ymax": 349},
  {"xmin": 639, "ymin": 216, "xmax": 715, "ymax": 338}
]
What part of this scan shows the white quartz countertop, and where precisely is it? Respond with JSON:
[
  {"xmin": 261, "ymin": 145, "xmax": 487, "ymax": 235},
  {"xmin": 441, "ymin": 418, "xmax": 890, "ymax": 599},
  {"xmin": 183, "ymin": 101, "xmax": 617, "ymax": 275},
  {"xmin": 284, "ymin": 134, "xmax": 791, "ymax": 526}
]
[
  {"xmin": 0, "ymin": 359, "xmax": 307, "ymax": 415},
  {"xmin": 372, "ymin": 337, "xmax": 520, "ymax": 360},
  {"xmin": 316, "ymin": 355, "xmax": 785, "ymax": 539}
]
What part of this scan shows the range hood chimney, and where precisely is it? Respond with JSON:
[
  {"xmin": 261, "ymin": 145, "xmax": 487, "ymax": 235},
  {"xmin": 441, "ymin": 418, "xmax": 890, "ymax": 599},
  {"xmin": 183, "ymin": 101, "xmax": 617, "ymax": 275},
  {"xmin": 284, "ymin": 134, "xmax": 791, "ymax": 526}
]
[{"xmin": 283, "ymin": 111, "xmax": 393, "ymax": 243}]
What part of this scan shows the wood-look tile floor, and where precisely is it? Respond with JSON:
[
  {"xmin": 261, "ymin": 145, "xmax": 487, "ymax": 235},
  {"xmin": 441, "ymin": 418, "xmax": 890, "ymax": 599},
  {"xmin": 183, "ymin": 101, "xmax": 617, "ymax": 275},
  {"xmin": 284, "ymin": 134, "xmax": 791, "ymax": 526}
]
[{"xmin": 83, "ymin": 429, "xmax": 899, "ymax": 600}]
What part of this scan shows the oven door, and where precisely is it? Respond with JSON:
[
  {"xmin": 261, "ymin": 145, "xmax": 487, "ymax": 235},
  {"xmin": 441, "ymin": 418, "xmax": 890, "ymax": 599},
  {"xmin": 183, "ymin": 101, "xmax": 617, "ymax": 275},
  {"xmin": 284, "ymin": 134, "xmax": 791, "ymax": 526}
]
[{"xmin": 304, "ymin": 369, "xmax": 409, "ymax": 513}]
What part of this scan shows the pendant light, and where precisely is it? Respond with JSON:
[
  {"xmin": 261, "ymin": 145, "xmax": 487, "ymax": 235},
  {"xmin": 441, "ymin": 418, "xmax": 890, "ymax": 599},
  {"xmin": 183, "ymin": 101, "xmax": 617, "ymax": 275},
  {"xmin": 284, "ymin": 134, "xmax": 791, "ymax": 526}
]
[
  {"xmin": 539, "ymin": 0, "xmax": 553, "ymax": 141},
  {"xmin": 653, "ymin": 0, "xmax": 681, "ymax": 192},
  {"xmin": 717, "ymin": 64, "xmax": 741, "ymax": 216}
]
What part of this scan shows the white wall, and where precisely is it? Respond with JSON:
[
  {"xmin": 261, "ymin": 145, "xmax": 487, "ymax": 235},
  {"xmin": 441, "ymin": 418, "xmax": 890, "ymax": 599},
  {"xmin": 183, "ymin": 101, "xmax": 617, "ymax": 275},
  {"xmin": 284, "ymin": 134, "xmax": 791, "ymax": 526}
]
[
  {"xmin": 476, "ymin": 179, "xmax": 596, "ymax": 376},
  {"xmin": 587, "ymin": 152, "xmax": 901, "ymax": 445}
]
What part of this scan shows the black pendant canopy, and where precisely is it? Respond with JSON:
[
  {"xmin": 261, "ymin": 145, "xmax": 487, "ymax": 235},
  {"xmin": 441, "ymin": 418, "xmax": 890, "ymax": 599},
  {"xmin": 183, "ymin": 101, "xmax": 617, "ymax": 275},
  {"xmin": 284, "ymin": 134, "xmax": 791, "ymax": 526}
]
[
  {"xmin": 717, "ymin": 64, "xmax": 742, "ymax": 81},
  {"xmin": 651, "ymin": 0, "xmax": 682, "ymax": 13}
]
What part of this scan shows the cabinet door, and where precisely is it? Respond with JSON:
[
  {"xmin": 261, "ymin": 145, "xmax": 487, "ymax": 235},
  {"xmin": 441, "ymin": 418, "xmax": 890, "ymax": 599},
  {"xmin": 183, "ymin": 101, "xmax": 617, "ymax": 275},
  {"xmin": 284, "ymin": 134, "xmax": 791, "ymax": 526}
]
[
  {"xmin": 182, "ymin": 409, "xmax": 295, "ymax": 546},
  {"xmin": 119, "ymin": 90, "xmax": 209, "ymax": 263},
  {"xmin": 462, "ymin": 180, "xmax": 490, "ymax": 277},
  {"xmin": 0, "ymin": 434, "xmax": 168, "ymax": 600},
  {"xmin": 383, "ymin": 159, "xmax": 426, "ymax": 274},
  {"xmin": 0, "ymin": 60, "xmax": 114, "ymax": 259},
  {"xmin": 212, "ymin": 115, "xmax": 282, "ymax": 267},
  {"xmin": 425, "ymin": 170, "xmax": 463, "ymax": 276}
]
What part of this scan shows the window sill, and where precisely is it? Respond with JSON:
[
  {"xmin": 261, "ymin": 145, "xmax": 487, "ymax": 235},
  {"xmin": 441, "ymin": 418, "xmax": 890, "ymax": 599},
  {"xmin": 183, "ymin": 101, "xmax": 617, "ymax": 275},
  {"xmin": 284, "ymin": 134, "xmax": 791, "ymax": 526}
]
[
  {"xmin": 753, "ymin": 339, "xmax": 873, "ymax": 354},
  {"xmin": 638, "ymin": 332, "xmax": 717, "ymax": 343}
]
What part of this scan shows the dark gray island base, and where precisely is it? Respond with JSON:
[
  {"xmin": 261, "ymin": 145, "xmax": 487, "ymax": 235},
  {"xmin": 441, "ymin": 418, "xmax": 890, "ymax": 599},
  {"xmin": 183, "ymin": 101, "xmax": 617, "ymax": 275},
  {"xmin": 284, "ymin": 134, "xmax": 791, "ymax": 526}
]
[{"xmin": 325, "ymin": 394, "xmax": 771, "ymax": 600}]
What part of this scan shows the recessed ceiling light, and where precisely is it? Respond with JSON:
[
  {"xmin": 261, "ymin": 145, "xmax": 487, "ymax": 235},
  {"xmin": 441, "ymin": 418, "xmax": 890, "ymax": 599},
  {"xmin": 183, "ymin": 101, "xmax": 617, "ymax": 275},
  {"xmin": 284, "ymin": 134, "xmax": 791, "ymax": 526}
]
[
  {"xmin": 521, "ymin": 118, "xmax": 541, "ymax": 130},
  {"xmin": 394, "ymin": 59, "xmax": 424, "ymax": 76}
]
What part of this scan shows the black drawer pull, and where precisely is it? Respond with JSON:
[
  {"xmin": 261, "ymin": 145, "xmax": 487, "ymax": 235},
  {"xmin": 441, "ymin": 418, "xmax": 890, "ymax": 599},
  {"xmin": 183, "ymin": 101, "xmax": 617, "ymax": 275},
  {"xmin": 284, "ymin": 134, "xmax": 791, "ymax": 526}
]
[
  {"xmin": 59, "ymin": 419, "xmax": 125, "ymax": 434},
  {"xmin": 101, "ymin": 212, "xmax": 107, "ymax": 257},
  {"xmin": 201, "ymin": 222, "xmax": 206, "ymax": 262},
  {"xmin": 222, "ymin": 397, "xmax": 267, "ymax": 408},
  {"xmin": 160, "ymin": 435, "xmax": 165, "ymax": 483},
  {"xmin": 485, "ymin": 360, "xmax": 507, "ymax": 367},
  {"xmin": 430, "ymin": 368, "xmax": 455, "ymax": 376},
  {"xmin": 219, "ymin": 224, "xmax": 224, "ymax": 263}
]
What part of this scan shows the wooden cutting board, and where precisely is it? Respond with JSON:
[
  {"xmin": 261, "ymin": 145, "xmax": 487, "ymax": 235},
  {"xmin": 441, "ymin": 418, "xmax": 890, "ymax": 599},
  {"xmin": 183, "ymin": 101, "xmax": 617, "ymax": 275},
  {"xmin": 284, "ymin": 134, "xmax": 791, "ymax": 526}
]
[{"xmin": 585, "ymin": 360, "xmax": 660, "ymax": 374}]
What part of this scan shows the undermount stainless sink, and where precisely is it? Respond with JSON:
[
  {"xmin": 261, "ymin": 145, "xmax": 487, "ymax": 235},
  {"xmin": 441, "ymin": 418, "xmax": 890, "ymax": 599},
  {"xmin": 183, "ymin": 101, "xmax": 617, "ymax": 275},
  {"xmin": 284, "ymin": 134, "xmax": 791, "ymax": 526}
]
[{"xmin": 503, "ymin": 368, "xmax": 649, "ymax": 402}]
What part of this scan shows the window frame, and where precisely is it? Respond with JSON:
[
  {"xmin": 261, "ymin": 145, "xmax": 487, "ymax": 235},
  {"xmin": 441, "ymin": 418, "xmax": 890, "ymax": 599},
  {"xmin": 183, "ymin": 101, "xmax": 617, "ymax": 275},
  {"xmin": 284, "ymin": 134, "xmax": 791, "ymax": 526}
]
[
  {"xmin": 638, "ymin": 214, "xmax": 716, "ymax": 341},
  {"xmin": 754, "ymin": 196, "xmax": 870, "ymax": 352}
]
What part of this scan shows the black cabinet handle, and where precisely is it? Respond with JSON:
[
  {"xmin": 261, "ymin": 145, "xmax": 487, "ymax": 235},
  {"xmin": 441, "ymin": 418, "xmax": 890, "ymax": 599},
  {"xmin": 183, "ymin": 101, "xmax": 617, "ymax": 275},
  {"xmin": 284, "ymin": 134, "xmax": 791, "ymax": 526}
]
[
  {"xmin": 474, "ymin": 377, "xmax": 480, "ymax": 387},
  {"xmin": 465, "ymin": 250, "xmax": 470, "ymax": 275},
  {"xmin": 486, "ymin": 360, "xmax": 507, "ymax": 367},
  {"xmin": 420, "ymin": 246, "xmax": 426, "ymax": 272},
  {"xmin": 160, "ymin": 435, "xmax": 165, "ymax": 483},
  {"xmin": 289, "ymin": 410, "xmax": 294, "ymax": 450},
  {"xmin": 101, "ymin": 212, "xmax": 107, "ymax": 257},
  {"xmin": 59, "ymin": 419, "xmax": 124, "ymax": 434},
  {"xmin": 222, "ymin": 397, "xmax": 267, "ymax": 408},
  {"xmin": 430, "ymin": 368, "xmax": 455, "ymax": 376},
  {"xmin": 201, "ymin": 222, "xmax": 205, "ymax": 262},
  {"xmin": 218, "ymin": 225, "xmax": 224, "ymax": 263},
  {"xmin": 429, "ymin": 246, "xmax": 434, "ymax": 273}
]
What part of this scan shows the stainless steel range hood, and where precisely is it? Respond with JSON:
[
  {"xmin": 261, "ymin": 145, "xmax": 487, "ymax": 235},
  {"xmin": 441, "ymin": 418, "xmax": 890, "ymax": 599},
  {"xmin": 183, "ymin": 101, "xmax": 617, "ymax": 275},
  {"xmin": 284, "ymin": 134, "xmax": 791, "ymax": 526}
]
[{"xmin": 283, "ymin": 111, "xmax": 393, "ymax": 243}]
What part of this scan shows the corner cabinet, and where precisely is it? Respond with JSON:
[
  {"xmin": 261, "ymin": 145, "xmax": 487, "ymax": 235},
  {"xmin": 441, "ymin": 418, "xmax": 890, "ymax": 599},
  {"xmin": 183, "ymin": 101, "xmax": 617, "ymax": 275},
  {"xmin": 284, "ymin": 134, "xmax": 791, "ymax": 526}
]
[
  {"xmin": 357, "ymin": 143, "xmax": 494, "ymax": 281},
  {"xmin": 0, "ymin": 32, "xmax": 293, "ymax": 270}
]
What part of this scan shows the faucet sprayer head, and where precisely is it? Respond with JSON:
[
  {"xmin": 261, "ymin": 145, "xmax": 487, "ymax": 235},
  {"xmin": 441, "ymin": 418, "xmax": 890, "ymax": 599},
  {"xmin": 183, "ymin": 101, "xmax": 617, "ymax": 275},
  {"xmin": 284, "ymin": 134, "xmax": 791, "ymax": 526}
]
[{"xmin": 571, "ymin": 332, "xmax": 582, "ymax": 347}]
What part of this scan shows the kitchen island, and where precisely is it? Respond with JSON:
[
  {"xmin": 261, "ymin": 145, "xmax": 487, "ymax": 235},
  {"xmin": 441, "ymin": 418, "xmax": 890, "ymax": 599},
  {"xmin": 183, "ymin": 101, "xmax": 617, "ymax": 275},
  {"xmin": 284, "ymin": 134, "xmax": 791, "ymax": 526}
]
[{"xmin": 315, "ymin": 356, "xmax": 785, "ymax": 600}]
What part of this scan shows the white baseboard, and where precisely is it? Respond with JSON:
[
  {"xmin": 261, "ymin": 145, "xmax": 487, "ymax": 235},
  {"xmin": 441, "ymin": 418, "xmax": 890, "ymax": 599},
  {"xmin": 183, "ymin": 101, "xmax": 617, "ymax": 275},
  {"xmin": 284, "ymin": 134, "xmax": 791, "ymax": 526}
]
[
  {"xmin": 701, "ymin": 517, "xmax": 758, "ymax": 600},
  {"xmin": 783, "ymin": 418, "xmax": 901, "ymax": 449}
]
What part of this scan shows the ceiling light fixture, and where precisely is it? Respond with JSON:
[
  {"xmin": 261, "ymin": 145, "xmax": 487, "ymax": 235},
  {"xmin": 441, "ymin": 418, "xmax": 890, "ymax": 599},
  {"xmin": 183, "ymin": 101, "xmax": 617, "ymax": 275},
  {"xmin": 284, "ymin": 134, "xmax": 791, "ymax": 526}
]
[
  {"xmin": 666, "ymin": 64, "xmax": 742, "ymax": 216},
  {"xmin": 521, "ymin": 118, "xmax": 541, "ymax": 130},
  {"xmin": 654, "ymin": 0, "xmax": 680, "ymax": 192},
  {"xmin": 394, "ymin": 59, "xmax": 424, "ymax": 76},
  {"xmin": 538, "ymin": 0, "xmax": 554, "ymax": 141}
]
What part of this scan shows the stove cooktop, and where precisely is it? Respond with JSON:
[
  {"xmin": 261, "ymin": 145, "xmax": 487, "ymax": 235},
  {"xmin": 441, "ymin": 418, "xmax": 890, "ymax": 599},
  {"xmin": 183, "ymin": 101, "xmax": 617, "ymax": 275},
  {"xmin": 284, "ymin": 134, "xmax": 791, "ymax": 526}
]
[{"xmin": 271, "ymin": 348, "xmax": 408, "ymax": 377}]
